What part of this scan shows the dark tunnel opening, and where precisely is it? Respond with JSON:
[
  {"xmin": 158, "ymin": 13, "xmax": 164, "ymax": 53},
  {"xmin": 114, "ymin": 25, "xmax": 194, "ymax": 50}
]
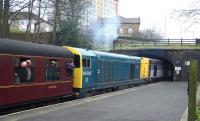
[{"xmin": 135, "ymin": 54, "xmax": 174, "ymax": 81}]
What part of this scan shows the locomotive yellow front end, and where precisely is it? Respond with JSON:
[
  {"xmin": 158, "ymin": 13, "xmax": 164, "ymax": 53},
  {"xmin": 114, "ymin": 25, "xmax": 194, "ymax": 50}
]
[
  {"xmin": 140, "ymin": 57, "xmax": 149, "ymax": 80},
  {"xmin": 63, "ymin": 46, "xmax": 83, "ymax": 89}
]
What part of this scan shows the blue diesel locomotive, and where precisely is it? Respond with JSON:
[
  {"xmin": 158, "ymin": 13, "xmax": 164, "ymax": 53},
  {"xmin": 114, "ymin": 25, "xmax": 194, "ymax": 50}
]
[{"xmin": 64, "ymin": 47, "xmax": 144, "ymax": 97}]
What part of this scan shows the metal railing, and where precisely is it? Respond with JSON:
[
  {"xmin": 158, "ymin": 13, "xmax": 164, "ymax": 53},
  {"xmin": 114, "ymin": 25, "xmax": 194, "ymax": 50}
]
[
  {"xmin": 114, "ymin": 38, "xmax": 198, "ymax": 46},
  {"xmin": 113, "ymin": 38, "xmax": 200, "ymax": 50}
]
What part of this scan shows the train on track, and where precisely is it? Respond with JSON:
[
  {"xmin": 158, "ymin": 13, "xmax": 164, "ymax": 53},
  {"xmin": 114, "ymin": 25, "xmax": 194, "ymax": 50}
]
[{"xmin": 0, "ymin": 38, "xmax": 168, "ymax": 109}]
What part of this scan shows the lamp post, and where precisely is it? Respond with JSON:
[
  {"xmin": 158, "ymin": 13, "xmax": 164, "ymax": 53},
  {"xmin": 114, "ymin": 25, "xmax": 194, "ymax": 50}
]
[{"xmin": 185, "ymin": 61, "xmax": 190, "ymax": 95}]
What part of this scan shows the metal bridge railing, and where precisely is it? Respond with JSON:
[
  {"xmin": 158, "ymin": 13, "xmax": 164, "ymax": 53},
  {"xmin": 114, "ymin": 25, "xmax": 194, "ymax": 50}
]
[
  {"xmin": 114, "ymin": 38, "xmax": 198, "ymax": 46},
  {"xmin": 112, "ymin": 38, "xmax": 200, "ymax": 50}
]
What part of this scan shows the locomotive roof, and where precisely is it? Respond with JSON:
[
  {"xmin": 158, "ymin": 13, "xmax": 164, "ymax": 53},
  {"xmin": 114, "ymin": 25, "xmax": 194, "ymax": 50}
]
[
  {"xmin": 64, "ymin": 46, "xmax": 141, "ymax": 62},
  {"xmin": 149, "ymin": 58, "xmax": 162, "ymax": 64},
  {"xmin": 92, "ymin": 51, "xmax": 133, "ymax": 60},
  {"xmin": 75, "ymin": 48, "xmax": 96, "ymax": 57},
  {"xmin": 132, "ymin": 56, "xmax": 141, "ymax": 59},
  {"xmin": 65, "ymin": 47, "xmax": 96, "ymax": 57},
  {"xmin": 131, "ymin": 56, "xmax": 141, "ymax": 63},
  {"xmin": 0, "ymin": 38, "xmax": 73, "ymax": 58}
]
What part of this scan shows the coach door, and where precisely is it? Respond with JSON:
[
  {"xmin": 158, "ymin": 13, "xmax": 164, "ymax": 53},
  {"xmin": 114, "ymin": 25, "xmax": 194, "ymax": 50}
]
[
  {"xmin": 148, "ymin": 64, "xmax": 151, "ymax": 80},
  {"xmin": 154, "ymin": 65, "xmax": 157, "ymax": 77},
  {"xmin": 96, "ymin": 60, "xmax": 101, "ymax": 83}
]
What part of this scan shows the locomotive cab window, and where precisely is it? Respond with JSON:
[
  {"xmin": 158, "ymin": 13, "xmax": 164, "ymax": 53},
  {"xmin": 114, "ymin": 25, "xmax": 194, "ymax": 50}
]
[
  {"xmin": 87, "ymin": 58, "xmax": 91, "ymax": 68},
  {"xmin": 82, "ymin": 58, "xmax": 91, "ymax": 68},
  {"xmin": 74, "ymin": 55, "xmax": 80, "ymax": 68},
  {"xmin": 46, "ymin": 59, "xmax": 60, "ymax": 81},
  {"xmin": 14, "ymin": 58, "xmax": 35, "ymax": 84}
]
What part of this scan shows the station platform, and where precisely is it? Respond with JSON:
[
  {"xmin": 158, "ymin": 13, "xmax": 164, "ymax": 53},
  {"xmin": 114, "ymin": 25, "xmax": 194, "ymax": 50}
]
[{"xmin": 0, "ymin": 81, "xmax": 187, "ymax": 121}]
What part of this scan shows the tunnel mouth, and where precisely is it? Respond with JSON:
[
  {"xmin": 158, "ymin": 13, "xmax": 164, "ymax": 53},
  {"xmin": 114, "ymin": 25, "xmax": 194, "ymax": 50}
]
[
  {"xmin": 162, "ymin": 60, "xmax": 174, "ymax": 81},
  {"xmin": 136, "ymin": 54, "xmax": 174, "ymax": 81}
]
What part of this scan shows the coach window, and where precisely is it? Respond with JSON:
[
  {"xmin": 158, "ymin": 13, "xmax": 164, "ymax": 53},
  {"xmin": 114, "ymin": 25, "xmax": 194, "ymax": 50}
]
[
  {"xmin": 14, "ymin": 58, "xmax": 35, "ymax": 84},
  {"xmin": 66, "ymin": 61, "xmax": 74, "ymax": 77},
  {"xmin": 46, "ymin": 59, "xmax": 60, "ymax": 81},
  {"xmin": 154, "ymin": 65, "xmax": 157, "ymax": 77}
]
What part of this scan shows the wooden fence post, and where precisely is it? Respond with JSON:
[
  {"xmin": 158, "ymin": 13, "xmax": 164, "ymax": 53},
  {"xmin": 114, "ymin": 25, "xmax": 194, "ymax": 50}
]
[
  {"xmin": 113, "ymin": 40, "xmax": 115, "ymax": 50},
  {"xmin": 188, "ymin": 60, "xmax": 198, "ymax": 121},
  {"xmin": 168, "ymin": 38, "xmax": 170, "ymax": 45},
  {"xmin": 181, "ymin": 38, "xmax": 183, "ymax": 46}
]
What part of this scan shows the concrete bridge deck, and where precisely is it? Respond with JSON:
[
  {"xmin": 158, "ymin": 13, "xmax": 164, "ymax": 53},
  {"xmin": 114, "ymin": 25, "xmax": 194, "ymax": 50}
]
[{"xmin": 0, "ymin": 81, "xmax": 187, "ymax": 121}]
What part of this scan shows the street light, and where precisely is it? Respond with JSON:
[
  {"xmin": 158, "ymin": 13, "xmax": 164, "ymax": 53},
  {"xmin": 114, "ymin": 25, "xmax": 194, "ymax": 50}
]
[{"xmin": 185, "ymin": 60, "xmax": 190, "ymax": 95}]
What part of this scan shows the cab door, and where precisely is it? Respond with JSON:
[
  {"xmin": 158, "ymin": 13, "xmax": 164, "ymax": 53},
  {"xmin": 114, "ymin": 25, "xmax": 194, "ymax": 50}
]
[
  {"xmin": 96, "ymin": 60, "xmax": 101, "ymax": 83},
  {"xmin": 82, "ymin": 56, "xmax": 95, "ymax": 89}
]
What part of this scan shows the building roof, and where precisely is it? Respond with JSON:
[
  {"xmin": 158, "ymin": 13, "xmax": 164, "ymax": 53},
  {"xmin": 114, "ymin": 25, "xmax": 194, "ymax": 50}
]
[
  {"xmin": 9, "ymin": 12, "xmax": 53, "ymax": 25},
  {"xmin": 9, "ymin": 12, "xmax": 38, "ymax": 20},
  {"xmin": 96, "ymin": 16, "xmax": 140, "ymax": 24},
  {"xmin": 122, "ymin": 18, "xmax": 140, "ymax": 24},
  {"xmin": 117, "ymin": 16, "xmax": 140, "ymax": 24}
]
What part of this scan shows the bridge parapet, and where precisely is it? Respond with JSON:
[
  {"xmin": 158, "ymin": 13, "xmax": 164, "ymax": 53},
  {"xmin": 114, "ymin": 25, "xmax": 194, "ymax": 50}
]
[{"xmin": 113, "ymin": 38, "xmax": 200, "ymax": 50}]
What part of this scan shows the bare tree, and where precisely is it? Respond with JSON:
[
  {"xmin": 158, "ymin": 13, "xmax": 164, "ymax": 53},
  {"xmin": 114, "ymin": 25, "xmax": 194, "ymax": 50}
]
[
  {"xmin": 8, "ymin": 0, "xmax": 36, "ymax": 29},
  {"xmin": 51, "ymin": 0, "xmax": 84, "ymax": 45},
  {"xmin": 26, "ymin": 0, "xmax": 34, "ymax": 32},
  {"xmin": 0, "ymin": 0, "xmax": 37, "ymax": 38},
  {"xmin": 32, "ymin": 0, "xmax": 42, "ymax": 41},
  {"xmin": 140, "ymin": 29, "xmax": 163, "ymax": 41},
  {"xmin": 33, "ymin": 0, "xmax": 50, "ymax": 42},
  {"xmin": 52, "ymin": 0, "xmax": 60, "ymax": 45},
  {"xmin": 0, "ymin": 0, "xmax": 3, "ymax": 37},
  {"xmin": 0, "ymin": 0, "xmax": 90, "ymax": 45},
  {"xmin": 56, "ymin": 0, "xmax": 91, "ymax": 47},
  {"xmin": 175, "ymin": 1, "xmax": 200, "ymax": 31},
  {"xmin": 2, "ymin": 0, "xmax": 10, "ymax": 38}
]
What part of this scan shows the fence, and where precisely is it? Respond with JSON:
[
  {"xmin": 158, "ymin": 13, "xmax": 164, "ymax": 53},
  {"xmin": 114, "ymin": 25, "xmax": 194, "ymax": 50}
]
[{"xmin": 112, "ymin": 38, "xmax": 200, "ymax": 50}]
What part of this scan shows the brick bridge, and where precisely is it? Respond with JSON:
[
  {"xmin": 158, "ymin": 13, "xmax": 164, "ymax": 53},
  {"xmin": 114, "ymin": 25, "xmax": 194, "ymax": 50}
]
[{"xmin": 113, "ymin": 49, "xmax": 200, "ymax": 81}]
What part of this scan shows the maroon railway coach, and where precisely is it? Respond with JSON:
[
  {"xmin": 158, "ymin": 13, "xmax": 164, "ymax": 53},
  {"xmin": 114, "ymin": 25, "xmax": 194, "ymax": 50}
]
[{"xmin": 0, "ymin": 38, "xmax": 74, "ymax": 108}]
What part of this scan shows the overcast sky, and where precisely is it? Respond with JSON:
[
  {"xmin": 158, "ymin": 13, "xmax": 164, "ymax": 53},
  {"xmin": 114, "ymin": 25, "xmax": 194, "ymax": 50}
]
[{"xmin": 119, "ymin": 0, "xmax": 200, "ymax": 39}]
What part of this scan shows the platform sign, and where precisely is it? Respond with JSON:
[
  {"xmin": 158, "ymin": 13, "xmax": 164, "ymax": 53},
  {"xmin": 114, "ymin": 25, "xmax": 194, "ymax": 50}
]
[{"xmin": 175, "ymin": 67, "xmax": 181, "ymax": 71}]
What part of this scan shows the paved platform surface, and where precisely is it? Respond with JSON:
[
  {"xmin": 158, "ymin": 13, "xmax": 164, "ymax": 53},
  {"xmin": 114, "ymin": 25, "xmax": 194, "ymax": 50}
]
[{"xmin": 0, "ymin": 81, "xmax": 187, "ymax": 121}]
